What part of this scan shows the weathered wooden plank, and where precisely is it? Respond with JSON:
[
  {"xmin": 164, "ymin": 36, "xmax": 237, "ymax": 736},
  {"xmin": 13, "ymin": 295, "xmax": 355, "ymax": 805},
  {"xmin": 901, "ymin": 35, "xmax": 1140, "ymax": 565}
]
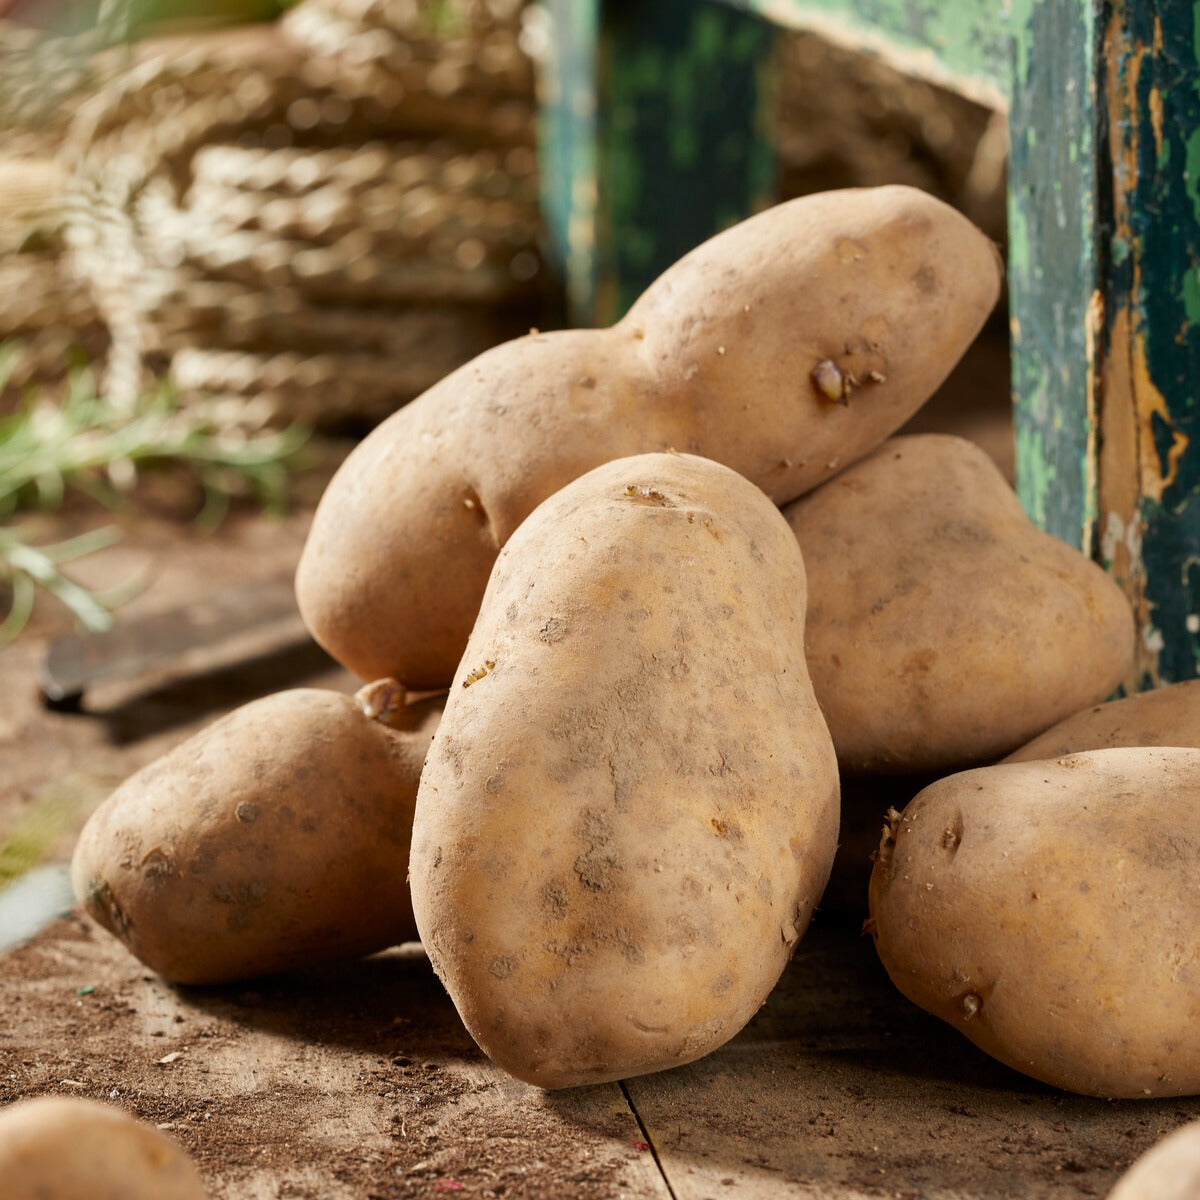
[
  {"xmin": 1096, "ymin": 0, "xmax": 1200, "ymax": 688},
  {"xmin": 722, "ymin": 0, "xmax": 1011, "ymax": 106},
  {"xmin": 1007, "ymin": 0, "xmax": 1101, "ymax": 557},
  {"xmin": 625, "ymin": 917, "xmax": 1200, "ymax": 1198}
]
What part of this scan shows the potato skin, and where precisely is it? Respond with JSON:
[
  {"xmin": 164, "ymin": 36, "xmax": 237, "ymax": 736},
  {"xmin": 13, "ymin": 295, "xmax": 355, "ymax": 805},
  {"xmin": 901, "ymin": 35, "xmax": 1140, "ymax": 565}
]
[
  {"xmin": 1005, "ymin": 679, "xmax": 1200, "ymax": 762},
  {"xmin": 784, "ymin": 434, "xmax": 1134, "ymax": 773},
  {"xmin": 410, "ymin": 453, "xmax": 840, "ymax": 1088},
  {"xmin": 0, "ymin": 1096, "xmax": 208, "ymax": 1200},
  {"xmin": 868, "ymin": 747, "xmax": 1200, "ymax": 1098},
  {"xmin": 71, "ymin": 688, "xmax": 440, "ymax": 984},
  {"xmin": 297, "ymin": 185, "xmax": 1001, "ymax": 688},
  {"xmin": 1109, "ymin": 1120, "xmax": 1200, "ymax": 1199}
]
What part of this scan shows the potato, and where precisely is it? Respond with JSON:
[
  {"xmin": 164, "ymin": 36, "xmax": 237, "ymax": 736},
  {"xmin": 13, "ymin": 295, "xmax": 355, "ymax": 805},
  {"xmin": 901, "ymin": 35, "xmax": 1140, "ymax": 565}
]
[
  {"xmin": 71, "ymin": 682, "xmax": 440, "ymax": 984},
  {"xmin": 783, "ymin": 434, "xmax": 1134, "ymax": 773},
  {"xmin": 0, "ymin": 1096, "xmax": 208, "ymax": 1199},
  {"xmin": 409, "ymin": 452, "xmax": 840, "ymax": 1088},
  {"xmin": 296, "ymin": 185, "xmax": 1001, "ymax": 689},
  {"xmin": 1108, "ymin": 1119, "xmax": 1200, "ymax": 1199},
  {"xmin": 1005, "ymin": 679, "xmax": 1200, "ymax": 762},
  {"xmin": 867, "ymin": 747, "xmax": 1200, "ymax": 1098}
]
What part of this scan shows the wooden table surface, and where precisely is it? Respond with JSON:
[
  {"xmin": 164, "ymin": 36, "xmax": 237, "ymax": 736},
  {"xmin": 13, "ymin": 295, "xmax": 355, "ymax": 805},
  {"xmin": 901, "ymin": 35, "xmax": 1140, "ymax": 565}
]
[{"xmin": 3, "ymin": 904, "xmax": 1196, "ymax": 1199}]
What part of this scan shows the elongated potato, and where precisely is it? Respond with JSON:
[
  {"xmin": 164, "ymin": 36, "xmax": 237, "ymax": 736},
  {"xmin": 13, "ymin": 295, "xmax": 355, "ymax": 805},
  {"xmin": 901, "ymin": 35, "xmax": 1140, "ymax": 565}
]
[
  {"xmin": 0, "ymin": 1096, "xmax": 209, "ymax": 1200},
  {"xmin": 297, "ymin": 185, "xmax": 1001, "ymax": 688},
  {"xmin": 410, "ymin": 453, "xmax": 840, "ymax": 1088},
  {"xmin": 784, "ymin": 434, "xmax": 1134, "ymax": 772},
  {"xmin": 1109, "ymin": 1120, "xmax": 1200, "ymax": 1199},
  {"xmin": 868, "ymin": 747, "xmax": 1200, "ymax": 1098},
  {"xmin": 71, "ymin": 682, "xmax": 440, "ymax": 984},
  {"xmin": 1005, "ymin": 679, "xmax": 1200, "ymax": 762}
]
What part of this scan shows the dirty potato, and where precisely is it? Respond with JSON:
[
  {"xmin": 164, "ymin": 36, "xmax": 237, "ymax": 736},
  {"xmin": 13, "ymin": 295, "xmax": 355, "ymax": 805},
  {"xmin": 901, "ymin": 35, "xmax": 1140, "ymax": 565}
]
[
  {"xmin": 868, "ymin": 747, "xmax": 1200, "ymax": 1098},
  {"xmin": 0, "ymin": 1096, "xmax": 209, "ymax": 1199},
  {"xmin": 784, "ymin": 434, "xmax": 1134, "ymax": 773},
  {"xmin": 410, "ymin": 453, "xmax": 840, "ymax": 1088},
  {"xmin": 1005, "ymin": 679, "xmax": 1200, "ymax": 762},
  {"xmin": 297, "ymin": 185, "xmax": 1001, "ymax": 689},
  {"xmin": 71, "ymin": 683, "xmax": 440, "ymax": 984}
]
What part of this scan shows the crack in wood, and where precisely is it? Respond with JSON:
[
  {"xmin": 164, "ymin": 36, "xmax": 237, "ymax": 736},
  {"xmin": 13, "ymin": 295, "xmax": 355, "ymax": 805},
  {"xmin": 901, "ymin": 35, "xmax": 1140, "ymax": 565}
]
[{"xmin": 621, "ymin": 1077, "xmax": 679, "ymax": 1200}]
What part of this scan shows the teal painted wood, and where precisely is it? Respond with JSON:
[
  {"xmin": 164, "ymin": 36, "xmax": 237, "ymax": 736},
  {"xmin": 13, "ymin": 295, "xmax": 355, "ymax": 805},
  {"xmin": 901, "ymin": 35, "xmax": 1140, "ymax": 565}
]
[
  {"xmin": 538, "ymin": 0, "xmax": 601, "ymax": 322},
  {"xmin": 1007, "ymin": 0, "xmax": 1100, "ymax": 555},
  {"xmin": 537, "ymin": 0, "xmax": 1200, "ymax": 685},
  {"xmin": 720, "ymin": 0, "xmax": 1011, "ymax": 102},
  {"xmin": 1096, "ymin": 0, "xmax": 1200, "ymax": 686},
  {"xmin": 538, "ymin": 0, "xmax": 773, "ymax": 325},
  {"xmin": 594, "ymin": 0, "xmax": 774, "ymax": 323}
]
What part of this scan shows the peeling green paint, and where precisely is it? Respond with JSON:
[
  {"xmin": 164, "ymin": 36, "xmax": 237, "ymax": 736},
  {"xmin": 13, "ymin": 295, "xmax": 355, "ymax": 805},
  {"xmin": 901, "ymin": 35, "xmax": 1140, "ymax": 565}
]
[
  {"xmin": 1009, "ymin": 0, "xmax": 1098, "ymax": 554},
  {"xmin": 724, "ymin": 0, "xmax": 1014, "ymax": 101},
  {"xmin": 1014, "ymin": 423, "xmax": 1057, "ymax": 531},
  {"xmin": 539, "ymin": 0, "xmax": 771, "ymax": 324},
  {"xmin": 1183, "ymin": 264, "xmax": 1200, "ymax": 324},
  {"xmin": 1183, "ymin": 127, "xmax": 1200, "ymax": 223},
  {"xmin": 595, "ymin": 0, "xmax": 774, "ymax": 323},
  {"xmin": 538, "ymin": 0, "xmax": 600, "ymax": 321},
  {"xmin": 1102, "ymin": 0, "xmax": 1200, "ymax": 684}
]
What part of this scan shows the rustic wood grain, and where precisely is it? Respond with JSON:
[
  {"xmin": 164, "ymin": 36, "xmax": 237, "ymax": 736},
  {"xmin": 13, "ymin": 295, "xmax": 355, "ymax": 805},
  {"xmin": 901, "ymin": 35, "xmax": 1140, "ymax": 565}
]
[
  {"xmin": 0, "ymin": 917, "xmax": 674, "ymax": 1199},
  {"xmin": 626, "ymin": 916, "xmax": 1200, "ymax": 1199}
]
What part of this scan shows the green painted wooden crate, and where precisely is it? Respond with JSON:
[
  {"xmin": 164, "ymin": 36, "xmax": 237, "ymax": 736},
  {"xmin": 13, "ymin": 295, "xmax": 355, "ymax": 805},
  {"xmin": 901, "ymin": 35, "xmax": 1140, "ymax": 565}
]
[{"xmin": 539, "ymin": 0, "xmax": 1200, "ymax": 690}]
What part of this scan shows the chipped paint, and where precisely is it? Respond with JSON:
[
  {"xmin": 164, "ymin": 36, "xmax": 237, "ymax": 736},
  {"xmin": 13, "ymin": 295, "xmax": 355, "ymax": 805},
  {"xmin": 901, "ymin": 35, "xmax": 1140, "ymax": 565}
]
[
  {"xmin": 1083, "ymin": 288, "xmax": 1103, "ymax": 540},
  {"xmin": 1098, "ymin": 0, "xmax": 1200, "ymax": 686},
  {"xmin": 539, "ymin": 0, "xmax": 600, "ymax": 321},
  {"xmin": 725, "ymin": 0, "xmax": 1012, "ymax": 108},
  {"xmin": 1150, "ymin": 87, "xmax": 1165, "ymax": 163},
  {"xmin": 1009, "ymin": 0, "xmax": 1098, "ymax": 553},
  {"xmin": 1014, "ymin": 423, "xmax": 1057, "ymax": 532}
]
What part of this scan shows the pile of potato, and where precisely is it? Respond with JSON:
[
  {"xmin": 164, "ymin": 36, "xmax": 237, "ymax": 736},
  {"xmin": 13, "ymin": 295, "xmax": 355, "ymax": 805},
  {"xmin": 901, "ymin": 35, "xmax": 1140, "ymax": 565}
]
[{"xmin": 59, "ymin": 183, "xmax": 1200, "ymax": 1143}]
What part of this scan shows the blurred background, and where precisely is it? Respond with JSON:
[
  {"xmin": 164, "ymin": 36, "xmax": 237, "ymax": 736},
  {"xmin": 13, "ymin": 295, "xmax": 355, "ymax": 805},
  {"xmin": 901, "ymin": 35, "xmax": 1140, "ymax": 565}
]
[
  {"xmin": 0, "ymin": 0, "xmax": 1006, "ymax": 418},
  {"xmin": 0, "ymin": 0, "xmax": 1009, "ymax": 644},
  {"xmin": 0, "ymin": 0, "xmax": 1012, "ymax": 956}
]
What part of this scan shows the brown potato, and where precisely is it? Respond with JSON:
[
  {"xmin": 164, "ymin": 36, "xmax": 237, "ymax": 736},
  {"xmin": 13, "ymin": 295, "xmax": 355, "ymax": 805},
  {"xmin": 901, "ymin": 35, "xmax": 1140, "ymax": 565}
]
[
  {"xmin": 784, "ymin": 434, "xmax": 1134, "ymax": 773},
  {"xmin": 868, "ymin": 747, "xmax": 1200, "ymax": 1098},
  {"xmin": 71, "ymin": 682, "xmax": 440, "ymax": 984},
  {"xmin": 1005, "ymin": 679, "xmax": 1200, "ymax": 762},
  {"xmin": 296, "ymin": 185, "xmax": 1001, "ymax": 689},
  {"xmin": 410, "ymin": 453, "xmax": 840, "ymax": 1088},
  {"xmin": 0, "ymin": 1096, "xmax": 208, "ymax": 1199},
  {"xmin": 1108, "ymin": 1119, "xmax": 1200, "ymax": 1199}
]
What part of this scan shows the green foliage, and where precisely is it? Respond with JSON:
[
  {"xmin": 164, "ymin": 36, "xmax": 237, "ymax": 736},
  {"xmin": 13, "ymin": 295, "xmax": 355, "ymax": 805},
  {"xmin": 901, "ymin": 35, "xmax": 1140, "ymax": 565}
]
[
  {"xmin": 0, "ymin": 345, "xmax": 308, "ymax": 642},
  {"xmin": 0, "ymin": 773, "xmax": 115, "ymax": 886}
]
